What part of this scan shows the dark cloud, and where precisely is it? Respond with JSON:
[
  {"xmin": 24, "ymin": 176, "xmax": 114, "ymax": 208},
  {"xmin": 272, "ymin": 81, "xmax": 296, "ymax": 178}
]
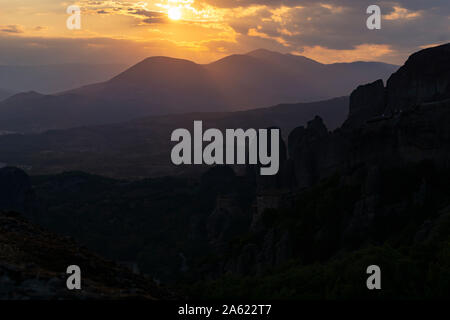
[
  {"xmin": 205, "ymin": 0, "xmax": 449, "ymax": 11},
  {"xmin": 128, "ymin": 9, "xmax": 168, "ymax": 24},
  {"xmin": 0, "ymin": 25, "xmax": 24, "ymax": 34},
  {"xmin": 219, "ymin": 0, "xmax": 449, "ymax": 63},
  {"xmin": 1, "ymin": 1, "xmax": 449, "ymax": 66},
  {"xmin": 33, "ymin": 26, "xmax": 48, "ymax": 31}
]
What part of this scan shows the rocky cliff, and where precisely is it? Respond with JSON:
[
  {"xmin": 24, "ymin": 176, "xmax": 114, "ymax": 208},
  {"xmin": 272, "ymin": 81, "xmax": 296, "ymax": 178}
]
[
  {"xmin": 286, "ymin": 43, "xmax": 450, "ymax": 190},
  {"xmin": 344, "ymin": 43, "xmax": 450, "ymax": 126},
  {"xmin": 386, "ymin": 43, "xmax": 450, "ymax": 113},
  {"xmin": 200, "ymin": 42, "xmax": 450, "ymax": 280}
]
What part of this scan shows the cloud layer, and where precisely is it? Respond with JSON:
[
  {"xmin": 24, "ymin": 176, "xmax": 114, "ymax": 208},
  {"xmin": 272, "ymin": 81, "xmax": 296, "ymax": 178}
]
[{"xmin": 0, "ymin": 0, "xmax": 448, "ymax": 65}]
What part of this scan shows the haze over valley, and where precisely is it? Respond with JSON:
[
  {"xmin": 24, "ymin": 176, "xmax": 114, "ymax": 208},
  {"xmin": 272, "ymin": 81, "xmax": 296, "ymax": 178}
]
[{"xmin": 0, "ymin": 49, "xmax": 396, "ymax": 133}]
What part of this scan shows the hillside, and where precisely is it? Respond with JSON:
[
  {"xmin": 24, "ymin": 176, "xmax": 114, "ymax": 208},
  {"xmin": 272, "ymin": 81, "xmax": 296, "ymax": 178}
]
[
  {"xmin": 0, "ymin": 43, "xmax": 449, "ymax": 300},
  {"xmin": 183, "ymin": 43, "xmax": 450, "ymax": 298},
  {"xmin": 0, "ymin": 49, "xmax": 396, "ymax": 133},
  {"xmin": 0, "ymin": 97, "xmax": 348, "ymax": 179},
  {"xmin": 0, "ymin": 209, "xmax": 173, "ymax": 299}
]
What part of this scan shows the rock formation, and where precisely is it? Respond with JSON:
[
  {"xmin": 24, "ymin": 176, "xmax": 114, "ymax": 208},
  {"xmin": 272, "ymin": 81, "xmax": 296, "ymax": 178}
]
[
  {"xmin": 344, "ymin": 79, "xmax": 386, "ymax": 127},
  {"xmin": 386, "ymin": 43, "xmax": 450, "ymax": 114},
  {"xmin": 209, "ymin": 42, "xmax": 450, "ymax": 278}
]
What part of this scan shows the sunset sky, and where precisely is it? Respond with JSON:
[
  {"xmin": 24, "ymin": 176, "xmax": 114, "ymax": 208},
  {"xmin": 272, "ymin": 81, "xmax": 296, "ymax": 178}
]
[{"xmin": 0, "ymin": 0, "xmax": 449, "ymax": 66}]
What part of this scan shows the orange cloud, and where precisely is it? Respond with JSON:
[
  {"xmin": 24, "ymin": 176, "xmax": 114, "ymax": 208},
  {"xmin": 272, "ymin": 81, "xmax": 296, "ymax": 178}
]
[
  {"xmin": 248, "ymin": 27, "xmax": 289, "ymax": 46},
  {"xmin": 296, "ymin": 44, "xmax": 394, "ymax": 64},
  {"xmin": 384, "ymin": 6, "xmax": 421, "ymax": 20}
]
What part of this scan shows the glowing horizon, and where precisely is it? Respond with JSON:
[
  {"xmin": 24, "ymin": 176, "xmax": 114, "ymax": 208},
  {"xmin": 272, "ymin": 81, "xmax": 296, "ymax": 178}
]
[{"xmin": 0, "ymin": 0, "xmax": 448, "ymax": 66}]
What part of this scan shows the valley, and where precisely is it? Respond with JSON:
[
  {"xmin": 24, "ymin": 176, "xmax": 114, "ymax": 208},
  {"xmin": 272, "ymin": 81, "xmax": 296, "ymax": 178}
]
[{"xmin": 0, "ymin": 43, "xmax": 449, "ymax": 300}]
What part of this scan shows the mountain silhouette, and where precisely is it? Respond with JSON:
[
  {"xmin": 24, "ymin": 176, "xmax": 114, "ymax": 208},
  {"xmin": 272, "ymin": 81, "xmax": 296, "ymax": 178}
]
[{"xmin": 0, "ymin": 49, "xmax": 397, "ymax": 133}]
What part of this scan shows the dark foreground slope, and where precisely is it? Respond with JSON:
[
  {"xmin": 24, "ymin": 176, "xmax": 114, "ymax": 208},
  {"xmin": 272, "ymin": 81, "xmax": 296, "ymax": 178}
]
[
  {"xmin": 0, "ymin": 167, "xmax": 172, "ymax": 299},
  {"xmin": 0, "ymin": 210, "xmax": 173, "ymax": 299},
  {"xmin": 0, "ymin": 165, "xmax": 255, "ymax": 285}
]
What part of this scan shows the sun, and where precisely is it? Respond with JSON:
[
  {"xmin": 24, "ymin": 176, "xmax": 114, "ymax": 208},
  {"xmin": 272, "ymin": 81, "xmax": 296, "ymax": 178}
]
[{"xmin": 168, "ymin": 7, "xmax": 182, "ymax": 20}]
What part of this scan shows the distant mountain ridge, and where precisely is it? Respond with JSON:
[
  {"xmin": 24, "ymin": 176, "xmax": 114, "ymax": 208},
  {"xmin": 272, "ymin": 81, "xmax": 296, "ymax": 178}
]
[{"xmin": 0, "ymin": 49, "xmax": 397, "ymax": 133}]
